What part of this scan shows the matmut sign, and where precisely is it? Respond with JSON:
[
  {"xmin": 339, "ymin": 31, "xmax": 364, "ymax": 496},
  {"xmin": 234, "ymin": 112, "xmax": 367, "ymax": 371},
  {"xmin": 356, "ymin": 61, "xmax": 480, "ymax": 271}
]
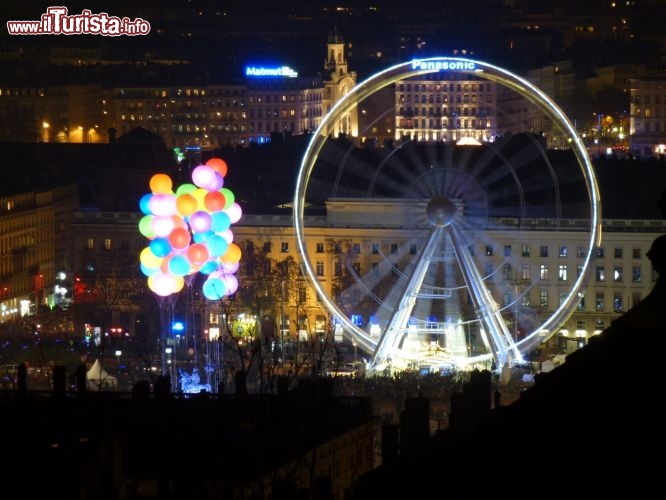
[{"xmin": 245, "ymin": 66, "xmax": 298, "ymax": 78}]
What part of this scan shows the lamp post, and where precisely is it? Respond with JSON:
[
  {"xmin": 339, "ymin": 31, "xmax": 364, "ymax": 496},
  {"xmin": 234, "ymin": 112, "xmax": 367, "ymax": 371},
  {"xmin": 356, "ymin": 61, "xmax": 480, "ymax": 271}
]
[{"xmin": 115, "ymin": 349, "xmax": 122, "ymax": 368}]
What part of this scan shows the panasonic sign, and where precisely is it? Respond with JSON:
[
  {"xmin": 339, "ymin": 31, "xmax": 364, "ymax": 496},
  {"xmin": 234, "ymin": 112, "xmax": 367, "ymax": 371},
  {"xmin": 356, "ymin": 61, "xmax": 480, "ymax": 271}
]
[{"xmin": 411, "ymin": 60, "xmax": 477, "ymax": 71}]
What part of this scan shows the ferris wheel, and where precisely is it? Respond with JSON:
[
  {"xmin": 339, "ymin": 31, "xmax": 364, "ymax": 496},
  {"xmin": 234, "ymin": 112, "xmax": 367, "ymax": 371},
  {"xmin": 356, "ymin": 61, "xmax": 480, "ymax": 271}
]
[{"xmin": 293, "ymin": 57, "xmax": 601, "ymax": 375}]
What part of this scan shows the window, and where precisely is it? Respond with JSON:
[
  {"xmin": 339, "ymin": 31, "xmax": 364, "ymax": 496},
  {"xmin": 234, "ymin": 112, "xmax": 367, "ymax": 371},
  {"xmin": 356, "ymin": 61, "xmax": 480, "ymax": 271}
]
[
  {"xmin": 577, "ymin": 265, "xmax": 584, "ymax": 277},
  {"xmin": 595, "ymin": 319, "xmax": 605, "ymax": 330},
  {"xmin": 484, "ymin": 264, "xmax": 493, "ymax": 277},
  {"xmin": 614, "ymin": 248, "xmax": 622, "ymax": 259},
  {"xmin": 263, "ymin": 242, "xmax": 272, "ymax": 253},
  {"xmin": 352, "ymin": 243, "xmax": 361, "ymax": 254},
  {"xmin": 539, "ymin": 245, "xmax": 548, "ymax": 257},
  {"xmin": 559, "ymin": 245, "xmax": 567, "ymax": 258},
  {"xmin": 390, "ymin": 243, "xmax": 398, "ymax": 255},
  {"xmin": 371, "ymin": 243, "xmax": 380, "ymax": 254},
  {"xmin": 503, "ymin": 245, "xmax": 511, "ymax": 257},
  {"xmin": 539, "ymin": 290, "xmax": 548, "ymax": 307},
  {"xmin": 559, "ymin": 292, "xmax": 567, "ymax": 306},
  {"xmin": 558, "ymin": 264, "xmax": 568, "ymax": 281},
  {"xmin": 316, "ymin": 261, "xmax": 324, "ymax": 276},
  {"xmin": 595, "ymin": 266, "xmax": 605, "ymax": 281},
  {"xmin": 316, "ymin": 242, "xmax": 324, "ymax": 253},
  {"xmin": 576, "ymin": 246, "xmax": 585, "ymax": 258},
  {"xmin": 521, "ymin": 264, "xmax": 531, "ymax": 280},
  {"xmin": 298, "ymin": 288, "xmax": 307, "ymax": 303},
  {"xmin": 613, "ymin": 266, "xmax": 623, "ymax": 282},
  {"xmin": 596, "ymin": 247, "xmax": 604, "ymax": 258},
  {"xmin": 632, "ymin": 265, "xmax": 641, "ymax": 283},
  {"xmin": 87, "ymin": 238, "xmax": 94, "ymax": 250},
  {"xmin": 281, "ymin": 242, "xmax": 289, "ymax": 253},
  {"xmin": 521, "ymin": 293, "xmax": 530, "ymax": 307},
  {"xmin": 410, "ymin": 244, "xmax": 418, "ymax": 255},
  {"xmin": 104, "ymin": 238, "xmax": 112, "ymax": 250},
  {"xmin": 502, "ymin": 264, "xmax": 512, "ymax": 280},
  {"xmin": 334, "ymin": 262, "xmax": 342, "ymax": 277},
  {"xmin": 352, "ymin": 263, "xmax": 361, "ymax": 275},
  {"xmin": 595, "ymin": 292, "xmax": 604, "ymax": 311},
  {"xmin": 577, "ymin": 292, "xmax": 585, "ymax": 311},
  {"xmin": 632, "ymin": 248, "xmax": 641, "ymax": 259},
  {"xmin": 613, "ymin": 293, "xmax": 623, "ymax": 313},
  {"xmin": 485, "ymin": 245, "xmax": 493, "ymax": 256},
  {"xmin": 539, "ymin": 264, "xmax": 549, "ymax": 280},
  {"xmin": 521, "ymin": 245, "xmax": 530, "ymax": 257}
]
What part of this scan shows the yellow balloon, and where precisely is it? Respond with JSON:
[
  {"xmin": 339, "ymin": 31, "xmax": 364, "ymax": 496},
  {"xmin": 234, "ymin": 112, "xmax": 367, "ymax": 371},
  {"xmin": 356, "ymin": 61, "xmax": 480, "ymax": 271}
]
[
  {"xmin": 140, "ymin": 246, "xmax": 163, "ymax": 269},
  {"xmin": 176, "ymin": 193, "xmax": 198, "ymax": 216}
]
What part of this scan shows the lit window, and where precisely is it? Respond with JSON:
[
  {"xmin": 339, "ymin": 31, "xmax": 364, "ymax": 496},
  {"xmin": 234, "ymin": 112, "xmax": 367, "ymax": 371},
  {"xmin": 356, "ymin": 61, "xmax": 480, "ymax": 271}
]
[
  {"xmin": 558, "ymin": 264, "xmax": 567, "ymax": 281},
  {"xmin": 577, "ymin": 292, "xmax": 585, "ymax": 311},
  {"xmin": 596, "ymin": 266, "xmax": 605, "ymax": 281},
  {"xmin": 540, "ymin": 264, "xmax": 549, "ymax": 280},
  {"xmin": 632, "ymin": 265, "xmax": 641, "ymax": 283},
  {"xmin": 595, "ymin": 292, "xmax": 604, "ymax": 311},
  {"xmin": 316, "ymin": 261, "xmax": 324, "ymax": 276},
  {"xmin": 521, "ymin": 245, "xmax": 530, "ymax": 257},
  {"xmin": 559, "ymin": 246, "xmax": 567, "ymax": 258},
  {"xmin": 613, "ymin": 266, "xmax": 623, "ymax": 282},
  {"xmin": 521, "ymin": 264, "xmax": 530, "ymax": 280},
  {"xmin": 613, "ymin": 293, "xmax": 623, "ymax": 313},
  {"xmin": 87, "ymin": 238, "xmax": 94, "ymax": 250},
  {"xmin": 104, "ymin": 239, "xmax": 112, "ymax": 250},
  {"xmin": 539, "ymin": 290, "xmax": 548, "ymax": 307}
]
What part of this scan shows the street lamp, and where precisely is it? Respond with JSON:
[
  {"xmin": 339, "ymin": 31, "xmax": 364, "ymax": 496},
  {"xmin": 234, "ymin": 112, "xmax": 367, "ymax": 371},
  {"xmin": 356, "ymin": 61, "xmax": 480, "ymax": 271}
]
[{"xmin": 115, "ymin": 349, "xmax": 122, "ymax": 367}]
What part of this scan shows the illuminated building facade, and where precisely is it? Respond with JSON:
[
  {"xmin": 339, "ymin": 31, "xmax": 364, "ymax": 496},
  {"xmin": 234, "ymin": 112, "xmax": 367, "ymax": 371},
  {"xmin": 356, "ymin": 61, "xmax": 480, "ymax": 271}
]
[
  {"xmin": 106, "ymin": 31, "xmax": 357, "ymax": 149},
  {"xmin": 394, "ymin": 73, "xmax": 497, "ymax": 143},
  {"xmin": 0, "ymin": 184, "xmax": 79, "ymax": 320},
  {"xmin": 629, "ymin": 77, "xmax": 666, "ymax": 158}
]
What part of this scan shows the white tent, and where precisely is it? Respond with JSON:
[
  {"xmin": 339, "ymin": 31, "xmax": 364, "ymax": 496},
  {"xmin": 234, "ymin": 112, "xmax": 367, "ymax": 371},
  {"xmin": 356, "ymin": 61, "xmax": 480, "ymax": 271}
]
[{"xmin": 86, "ymin": 359, "xmax": 117, "ymax": 391}]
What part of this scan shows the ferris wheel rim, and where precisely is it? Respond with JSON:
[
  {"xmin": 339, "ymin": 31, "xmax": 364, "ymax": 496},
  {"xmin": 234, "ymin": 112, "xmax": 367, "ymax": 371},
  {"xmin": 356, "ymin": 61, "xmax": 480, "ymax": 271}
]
[{"xmin": 293, "ymin": 56, "xmax": 602, "ymax": 368}]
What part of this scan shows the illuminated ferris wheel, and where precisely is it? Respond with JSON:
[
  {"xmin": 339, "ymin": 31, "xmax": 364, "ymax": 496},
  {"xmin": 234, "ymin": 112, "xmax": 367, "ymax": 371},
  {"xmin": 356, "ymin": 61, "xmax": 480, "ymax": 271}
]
[{"xmin": 293, "ymin": 57, "xmax": 601, "ymax": 375}]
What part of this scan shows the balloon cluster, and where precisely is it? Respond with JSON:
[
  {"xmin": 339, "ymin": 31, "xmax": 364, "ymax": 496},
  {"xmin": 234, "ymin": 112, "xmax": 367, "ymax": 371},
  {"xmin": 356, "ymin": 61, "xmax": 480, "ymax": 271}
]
[{"xmin": 138, "ymin": 157, "xmax": 242, "ymax": 300}]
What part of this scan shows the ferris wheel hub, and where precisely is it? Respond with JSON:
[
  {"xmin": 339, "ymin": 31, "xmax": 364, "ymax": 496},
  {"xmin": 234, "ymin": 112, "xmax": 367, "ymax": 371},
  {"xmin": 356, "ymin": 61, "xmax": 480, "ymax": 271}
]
[{"xmin": 426, "ymin": 196, "xmax": 456, "ymax": 227}]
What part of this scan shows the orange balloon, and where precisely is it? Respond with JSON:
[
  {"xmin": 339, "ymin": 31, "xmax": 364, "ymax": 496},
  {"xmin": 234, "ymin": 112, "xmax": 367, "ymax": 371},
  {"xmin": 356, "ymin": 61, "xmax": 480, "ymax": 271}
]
[
  {"xmin": 221, "ymin": 242, "xmax": 241, "ymax": 264},
  {"xmin": 204, "ymin": 191, "xmax": 226, "ymax": 212},
  {"xmin": 206, "ymin": 157, "xmax": 228, "ymax": 177},
  {"xmin": 187, "ymin": 243, "xmax": 210, "ymax": 266},
  {"xmin": 176, "ymin": 193, "xmax": 198, "ymax": 216},
  {"xmin": 168, "ymin": 227, "xmax": 191, "ymax": 249},
  {"xmin": 150, "ymin": 173, "xmax": 173, "ymax": 194}
]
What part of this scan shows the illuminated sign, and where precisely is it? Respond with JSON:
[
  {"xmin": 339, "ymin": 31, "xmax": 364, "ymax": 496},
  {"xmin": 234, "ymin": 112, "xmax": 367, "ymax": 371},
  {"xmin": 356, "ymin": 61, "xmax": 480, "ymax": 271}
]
[
  {"xmin": 411, "ymin": 60, "xmax": 476, "ymax": 71},
  {"xmin": 245, "ymin": 65, "xmax": 298, "ymax": 78}
]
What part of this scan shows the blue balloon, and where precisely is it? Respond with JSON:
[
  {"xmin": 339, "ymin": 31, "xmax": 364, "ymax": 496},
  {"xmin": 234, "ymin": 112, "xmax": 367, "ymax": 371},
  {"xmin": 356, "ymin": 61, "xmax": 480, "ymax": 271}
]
[
  {"xmin": 192, "ymin": 229, "xmax": 213, "ymax": 244},
  {"xmin": 149, "ymin": 237, "xmax": 172, "ymax": 257},
  {"xmin": 211, "ymin": 211, "xmax": 231, "ymax": 232},
  {"xmin": 140, "ymin": 262, "xmax": 160, "ymax": 277},
  {"xmin": 200, "ymin": 261, "xmax": 220, "ymax": 275},
  {"xmin": 205, "ymin": 234, "xmax": 228, "ymax": 257},
  {"xmin": 139, "ymin": 193, "xmax": 153, "ymax": 215},
  {"xmin": 203, "ymin": 277, "xmax": 226, "ymax": 300},
  {"xmin": 168, "ymin": 254, "xmax": 190, "ymax": 276}
]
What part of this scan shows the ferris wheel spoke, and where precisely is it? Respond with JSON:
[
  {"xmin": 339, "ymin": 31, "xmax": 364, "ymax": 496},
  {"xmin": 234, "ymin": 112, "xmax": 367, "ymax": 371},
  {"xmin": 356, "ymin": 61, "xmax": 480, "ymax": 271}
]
[{"xmin": 295, "ymin": 56, "xmax": 601, "ymax": 376}]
